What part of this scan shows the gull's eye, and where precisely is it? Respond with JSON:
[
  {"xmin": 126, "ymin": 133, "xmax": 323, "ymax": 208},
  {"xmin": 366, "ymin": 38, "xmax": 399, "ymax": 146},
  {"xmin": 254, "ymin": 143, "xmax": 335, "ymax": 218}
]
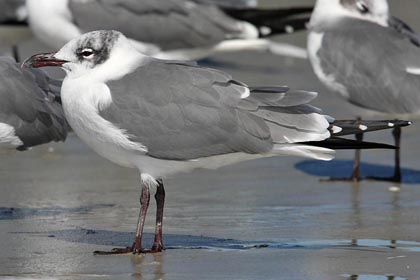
[
  {"xmin": 80, "ymin": 48, "xmax": 94, "ymax": 58},
  {"xmin": 356, "ymin": 0, "xmax": 369, "ymax": 14}
]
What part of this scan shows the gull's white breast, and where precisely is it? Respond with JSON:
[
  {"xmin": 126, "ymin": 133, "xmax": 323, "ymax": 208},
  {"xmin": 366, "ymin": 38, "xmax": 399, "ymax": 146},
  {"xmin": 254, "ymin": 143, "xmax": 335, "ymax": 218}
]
[{"xmin": 61, "ymin": 77, "xmax": 148, "ymax": 169}]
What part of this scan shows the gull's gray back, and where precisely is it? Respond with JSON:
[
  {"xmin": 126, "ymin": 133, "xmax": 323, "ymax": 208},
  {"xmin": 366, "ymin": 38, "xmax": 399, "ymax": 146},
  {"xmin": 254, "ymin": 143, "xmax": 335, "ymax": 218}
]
[
  {"xmin": 69, "ymin": 0, "xmax": 245, "ymax": 50},
  {"xmin": 315, "ymin": 18, "xmax": 420, "ymax": 114},
  {"xmin": 100, "ymin": 59, "xmax": 329, "ymax": 160},
  {"xmin": 0, "ymin": 57, "xmax": 68, "ymax": 149}
]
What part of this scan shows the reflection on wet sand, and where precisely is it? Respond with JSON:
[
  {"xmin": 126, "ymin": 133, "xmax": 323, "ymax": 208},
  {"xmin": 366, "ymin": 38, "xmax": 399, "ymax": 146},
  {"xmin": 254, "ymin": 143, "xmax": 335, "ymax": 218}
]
[
  {"xmin": 131, "ymin": 253, "xmax": 165, "ymax": 280},
  {"xmin": 344, "ymin": 275, "xmax": 406, "ymax": 280}
]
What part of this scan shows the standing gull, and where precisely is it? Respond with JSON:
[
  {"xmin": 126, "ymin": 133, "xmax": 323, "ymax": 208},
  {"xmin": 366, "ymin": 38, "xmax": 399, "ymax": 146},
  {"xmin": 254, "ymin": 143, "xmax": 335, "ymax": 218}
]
[
  {"xmin": 307, "ymin": 0, "xmax": 418, "ymax": 182},
  {"xmin": 23, "ymin": 30, "xmax": 409, "ymax": 254},
  {"xmin": 26, "ymin": 0, "xmax": 312, "ymax": 60},
  {"xmin": 0, "ymin": 56, "xmax": 67, "ymax": 151}
]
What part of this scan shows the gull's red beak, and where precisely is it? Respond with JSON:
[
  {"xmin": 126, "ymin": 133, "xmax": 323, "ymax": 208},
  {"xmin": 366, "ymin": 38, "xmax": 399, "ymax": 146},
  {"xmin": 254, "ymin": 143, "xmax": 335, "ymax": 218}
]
[{"xmin": 22, "ymin": 52, "xmax": 69, "ymax": 69}]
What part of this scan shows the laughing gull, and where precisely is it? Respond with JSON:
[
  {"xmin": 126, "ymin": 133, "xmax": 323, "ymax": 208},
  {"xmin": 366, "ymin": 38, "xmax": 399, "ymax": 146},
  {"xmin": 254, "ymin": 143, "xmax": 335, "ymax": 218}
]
[
  {"xmin": 307, "ymin": 0, "xmax": 418, "ymax": 182},
  {"xmin": 23, "ymin": 30, "xmax": 410, "ymax": 254},
  {"xmin": 0, "ymin": 56, "xmax": 67, "ymax": 151},
  {"xmin": 26, "ymin": 0, "xmax": 311, "ymax": 60}
]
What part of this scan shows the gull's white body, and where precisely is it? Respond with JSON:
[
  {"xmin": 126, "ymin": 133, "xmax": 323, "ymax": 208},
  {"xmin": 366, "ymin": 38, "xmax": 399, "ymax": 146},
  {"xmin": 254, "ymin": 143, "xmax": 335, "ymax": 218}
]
[
  {"xmin": 62, "ymin": 75, "xmax": 280, "ymax": 178},
  {"xmin": 60, "ymin": 42, "xmax": 262, "ymax": 178},
  {"xmin": 26, "ymin": 0, "xmax": 79, "ymax": 49},
  {"xmin": 0, "ymin": 123, "xmax": 23, "ymax": 149},
  {"xmin": 58, "ymin": 34, "xmax": 331, "ymax": 180}
]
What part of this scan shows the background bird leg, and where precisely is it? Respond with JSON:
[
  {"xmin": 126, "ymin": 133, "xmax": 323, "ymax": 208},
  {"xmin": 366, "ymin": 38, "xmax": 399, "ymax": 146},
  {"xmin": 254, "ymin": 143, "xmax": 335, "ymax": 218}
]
[
  {"xmin": 351, "ymin": 131, "xmax": 364, "ymax": 181},
  {"xmin": 12, "ymin": 45, "xmax": 20, "ymax": 62},
  {"xmin": 392, "ymin": 126, "xmax": 402, "ymax": 182}
]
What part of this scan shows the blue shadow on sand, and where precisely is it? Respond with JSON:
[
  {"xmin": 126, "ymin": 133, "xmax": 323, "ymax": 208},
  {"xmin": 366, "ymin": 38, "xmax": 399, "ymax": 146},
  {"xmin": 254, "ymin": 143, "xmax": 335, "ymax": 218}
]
[
  {"xmin": 0, "ymin": 204, "xmax": 114, "ymax": 221},
  {"xmin": 295, "ymin": 160, "xmax": 420, "ymax": 184},
  {"xmin": 11, "ymin": 229, "xmax": 420, "ymax": 252}
]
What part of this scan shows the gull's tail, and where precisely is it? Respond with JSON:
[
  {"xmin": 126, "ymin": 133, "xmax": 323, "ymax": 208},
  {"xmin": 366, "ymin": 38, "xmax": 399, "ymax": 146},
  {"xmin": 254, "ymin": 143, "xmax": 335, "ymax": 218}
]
[
  {"xmin": 299, "ymin": 119, "xmax": 413, "ymax": 152},
  {"xmin": 222, "ymin": 6, "xmax": 313, "ymax": 36},
  {"xmin": 241, "ymin": 86, "xmax": 412, "ymax": 161},
  {"xmin": 328, "ymin": 120, "xmax": 412, "ymax": 137}
]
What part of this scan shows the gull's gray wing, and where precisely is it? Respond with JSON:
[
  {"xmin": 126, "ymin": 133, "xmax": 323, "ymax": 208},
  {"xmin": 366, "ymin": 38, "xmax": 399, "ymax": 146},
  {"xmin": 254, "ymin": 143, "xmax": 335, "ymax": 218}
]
[
  {"xmin": 69, "ymin": 0, "xmax": 247, "ymax": 50},
  {"xmin": 388, "ymin": 16, "xmax": 420, "ymax": 47},
  {"xmin": 0, "ymin": 57, "xmax": 68, "ymax": 149},
  {"xmin": 196, "ymin": 0, "xmax": 258, "ymax": 8},
  {"xmin": 316, "ymin": 18, "xmax": 420, "ymax": 114},
  {"xmin": 100, "ymin": 59, "xmax": 329, "ymax": 160}
]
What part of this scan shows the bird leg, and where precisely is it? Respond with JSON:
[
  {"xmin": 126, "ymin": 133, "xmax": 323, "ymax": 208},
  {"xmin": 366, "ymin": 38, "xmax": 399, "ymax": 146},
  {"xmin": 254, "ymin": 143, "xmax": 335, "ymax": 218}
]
[
  {"xmin": 94, "ymin": 180, "xmax": 151, "ymax": 255},
  {"xmin": 12, "ymin": 45, "xmax": 20, "ymax": 62},
  {"xmin": 322, "ymin": 118, "xmax": 363, "ymax": 182},
  {"xmin": 393, "ymin": 126, "xmax": 402, "ymax": 182},
  {"xmin": 350, "ymin": 132, "xmax": 363, "ymax": 181},
  {"xmin": 151, "ymin": 179, "xmax": 165, "ymax": 252},
  {"xmin": 368, "ymin": 126, "xmax": 402, "ymax": 183},
  {"xmin": 132, "ymin": 180, "xmax": 151, "ymax": 253}
]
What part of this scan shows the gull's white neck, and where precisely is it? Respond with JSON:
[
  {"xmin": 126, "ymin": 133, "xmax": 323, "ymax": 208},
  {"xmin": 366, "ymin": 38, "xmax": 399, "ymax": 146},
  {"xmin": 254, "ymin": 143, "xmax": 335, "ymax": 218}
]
[{"xmin": 59, "ymin": 46, "xmax": 150, "ymax": 168}]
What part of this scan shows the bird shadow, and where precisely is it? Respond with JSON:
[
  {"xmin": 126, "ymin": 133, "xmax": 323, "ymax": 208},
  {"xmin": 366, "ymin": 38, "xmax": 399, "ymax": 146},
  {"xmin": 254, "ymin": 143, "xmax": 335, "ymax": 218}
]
[
  {"xmin": 10, "ymin": 228, "xmax": 410, "ymax": 252},
  {"xmin": 295, "ymin": 160, "xmax": 420, "ymax": 184},
  {"xmin": 11, "ymin": 228, "xmax": 420, "ymax": 253}
]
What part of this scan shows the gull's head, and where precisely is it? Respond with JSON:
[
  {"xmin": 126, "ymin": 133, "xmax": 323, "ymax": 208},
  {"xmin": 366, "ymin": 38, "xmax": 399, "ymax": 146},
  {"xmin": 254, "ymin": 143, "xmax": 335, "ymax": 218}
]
[
  {"xmin": 310, "ymin": 0, "xmax": 389, "ymax": 28},
  {"xmin": 23, "ymin": 30, "xmax": 141, "ymax": 79}
]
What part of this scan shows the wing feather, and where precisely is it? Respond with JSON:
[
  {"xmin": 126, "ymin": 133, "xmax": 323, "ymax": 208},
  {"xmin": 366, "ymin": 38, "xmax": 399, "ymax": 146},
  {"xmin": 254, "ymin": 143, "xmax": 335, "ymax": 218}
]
[
  {"xmin": 100, "ymin": 60, "xmax": 330, "ymax": 160},
  {"xmin": 0, "ymin": 57, "xmax": 68, "ymax": 148}
]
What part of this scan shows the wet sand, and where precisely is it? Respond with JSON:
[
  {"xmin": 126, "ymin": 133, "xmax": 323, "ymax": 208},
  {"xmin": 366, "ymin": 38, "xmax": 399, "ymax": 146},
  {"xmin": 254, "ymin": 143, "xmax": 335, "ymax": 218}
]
[{"xmin": 1, "ymin": 1, "xmax": 420, "ymax": 279}]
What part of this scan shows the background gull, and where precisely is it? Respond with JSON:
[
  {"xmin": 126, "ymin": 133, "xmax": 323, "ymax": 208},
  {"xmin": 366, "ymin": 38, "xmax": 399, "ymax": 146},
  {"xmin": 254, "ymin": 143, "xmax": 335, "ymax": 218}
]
[
  {"xmin": 0, "ymin": 56, "xmax": 68, "ymax": 151},
  {"xmin": 197, "ymin": 0, "xmax": 258, "ymax": 9},
  {"xmin": 0, "ymin": 0, "xmax": 28, "ymax": 61},
  {"xmin": 0, "ymin": 0, "xmax": 26, "ymax": 25},
  {"xmin": 24, "ymin": 30, "xmax": 410, "ymax": 254},
  {"xmin": 26, "ymin": 0, "xmax": 312, "ymax": 60},
  {"xmin": 307, "ymin": 0, "xmax": 418, "ymax": 182}
]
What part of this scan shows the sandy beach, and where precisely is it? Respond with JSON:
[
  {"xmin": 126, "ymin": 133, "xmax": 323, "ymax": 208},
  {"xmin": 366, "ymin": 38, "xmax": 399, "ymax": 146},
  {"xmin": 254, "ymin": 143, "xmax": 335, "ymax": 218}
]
[{"xmin": 1, "ymin": 1, "xmax": 420, "ymax": 279}]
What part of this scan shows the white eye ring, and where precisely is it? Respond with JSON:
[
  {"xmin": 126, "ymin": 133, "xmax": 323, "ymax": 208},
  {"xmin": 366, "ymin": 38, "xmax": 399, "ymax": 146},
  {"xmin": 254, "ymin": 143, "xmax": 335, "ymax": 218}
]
[
  {"xmin": 356, "ymin": 0, "xmax": 369, "ymax": 13},
  {"xmin": 81, "ymin": 48, "xmax": 94, "ymax": 58}
]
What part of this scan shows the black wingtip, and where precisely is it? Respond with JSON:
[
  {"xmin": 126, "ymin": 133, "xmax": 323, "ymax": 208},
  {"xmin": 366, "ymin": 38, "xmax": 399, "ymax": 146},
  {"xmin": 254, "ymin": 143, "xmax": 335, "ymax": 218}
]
[
  {"xmin": 301, "ymin": 137, "xmax": 398, "ymax": 150},
  {"xmin": 329, "ymin": 120, "xmax": 412, "ymax": 137},
  {"xmin": 0, "ymin": 20, "xmax": 28, "ymax": 26},
  {"xmin": 222, "ymin": 6, "xmax": 314, "ymax": 36}
]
